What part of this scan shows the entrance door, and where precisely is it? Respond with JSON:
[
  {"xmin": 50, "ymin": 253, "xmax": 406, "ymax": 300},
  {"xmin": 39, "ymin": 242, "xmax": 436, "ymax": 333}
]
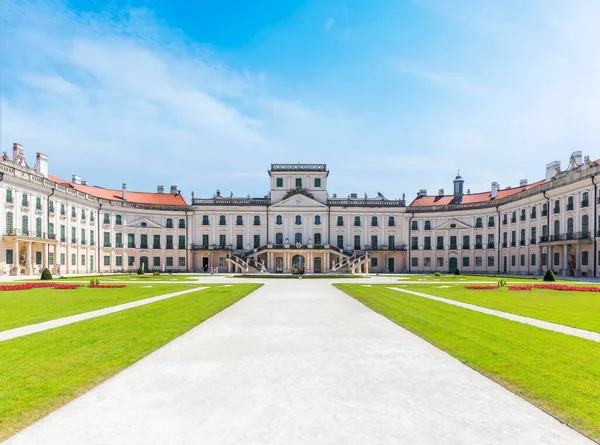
[
  {"xmin": 449, "ymin": 257, "xmax": 458, "ymax": 274},
  {"xmin": 503, "ymin": 256, "xmax": 507, "ymax": 274},
  {"xmin": 292, "ymin": 255, "xmax": 305, "ymax": 273},
  {"xmin": 388, "ymin": 258, "xmax": 395, "ymax": 273},
  {"xmin": 140, "ymin": 256, "xmax": 149, "ymax": 272},
  {"xmin": 314, "ymin": 257, "xmax": 322, "ymax": 273},
  {"xmin": 276, "ymin": 257, "xmax": 283, "ymax": 273},
  {"xmin": 202, "ymin": 257, "xmax": 209, "ymax": 272}
]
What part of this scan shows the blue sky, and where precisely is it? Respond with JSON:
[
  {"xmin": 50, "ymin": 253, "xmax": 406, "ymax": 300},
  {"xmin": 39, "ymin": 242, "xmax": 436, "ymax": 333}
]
[{"xmin": 2, "ymin": 0, "xmax": 600, "ymax": 201}]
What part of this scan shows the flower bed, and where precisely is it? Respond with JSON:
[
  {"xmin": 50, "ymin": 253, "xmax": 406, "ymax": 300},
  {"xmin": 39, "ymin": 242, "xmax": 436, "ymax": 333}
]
[
  {"xmin": 533, "ymin": 284, "xmax": 600, "ymax": 292},
  {"xmin": 465, "ymin": 285, "xmax": 500, "ymax": 290},
  {"xmin": 88, "ymin": 284, "xmax": 127, "ymax": 289},
  {"xmin": 508, "ymin": 285, "xmax": 533, "ymax": 291},
  {"xmin": 0, "ymin": 283, "xmax": 82, "ymax": 291}
]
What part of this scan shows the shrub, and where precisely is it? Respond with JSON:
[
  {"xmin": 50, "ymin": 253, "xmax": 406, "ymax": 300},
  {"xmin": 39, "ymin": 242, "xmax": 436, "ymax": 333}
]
[
  {"xmin": 454, "ymin": 268, "xmax": 461, "ymax": 276},
  {"xmin": 153, "ymin": 271, "xmax": 160, "ymax": 276},
  {"xmin": 543, "ymin": 269, "xmax": 556, "ymax": 282},
  {"xmin": 137, "ymin": 266, "xmax": 144, "ymax": 275},
  {"xmin": 40, "ymin": 268, "xmax": 53, "ymax": 280},
  {"xmin": 90, "ymin": 278, "xmax": 100, "ymax": 285},
  {"xmin": 434, "ymin": 271, "xmax": 441, "ymax": 277}
]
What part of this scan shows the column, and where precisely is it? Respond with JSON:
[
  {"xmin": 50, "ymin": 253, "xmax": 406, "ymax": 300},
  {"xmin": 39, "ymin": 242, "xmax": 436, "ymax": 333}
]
[
  {"xmin": 14, "ymin": 240, "xmax": 20, "ymax": 276},
  {"xmin": 548, "ymin": 245, "xmax": 553, "ymax": 272},
  {"xmin": 27, "ymin": 242, "xmax": 33, "ymax": 275},
  {"xmin": 563, "ymin": 245, "xmax": 568, "ymax": 276},
  {"xmin": 43, "ymin": 243, "xmax": 49, "ymax": 268}
]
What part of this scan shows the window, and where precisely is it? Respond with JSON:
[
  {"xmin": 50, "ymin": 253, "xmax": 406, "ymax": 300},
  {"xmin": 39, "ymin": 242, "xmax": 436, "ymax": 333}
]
[
  {"xmin": 388, "ymin": 235, "xmax": 395, "ymax": 247},
  {"xmin": 388, "ymin": 216, "xmax": 395, "ymax": 226},
  {"xmin": 314, "ymin": 178, "xmax": 321, "ymax": 187},
  {"xmin": 115, "ymin": 232, "xmax": 122, "ymax": 247},
  {"xmin": 541, "ymin": 253, "xmax": 547, "ymax": 266},
  {"xmin": 531, "ymin": 206, "xmax": 537, "ymax": 218},
  {"xmin": 437, "ymin": 257, "xmax": 444, "ymax": 267},
  {"xmin": 354, "ymin": 216, "xmax": 361, "ymax": 226},
  {"xmin": 34, "ymin": 251, "xmax": 41, "ymax": 265},
  {"xmin": 90, "ymin": 230, "xmax": 95, "ymax": 246},
  {"xmin": 103, "ymin": 256, "xmax": 110, "ymax": 266},
  {"xmin": 436, "ymin": 236, "xmax": 444, "ymax": 249},
  {"xmin": 411, "ymin": 220, "xmax": 418, "ymax": 230},
  {"xmin": 254, "ymin": 234, "xmax": 260, "ymax": 248},
  {"xmin": 511, "ymin": 230, "xmax": 516, "ymax": 246},
  {"xmin": 178, "ymin": 235, "xmax": 186, "ymax": 249},
  {"xmin": 90, "ymin": 212, "xmax": 94, "ymax": 222},
  {"xmin": 423, "ymin": 236, "xmax": 431, "ymax": 250},
  {"xmin": 424, "ymin": 257, "xmax": 431, "ymax": 267},
  {"xmin": 520, "ymin": 228, "xmax": 525, "ymax": 243},
  {"xmin": 80, "ymin": 208, "xmax": 85, "ymax": 220},
  {"xmin": 475, "ymin": 234, "xmax": 482, "ymax": 249},
  {"xmin": 71, "ymin": 253, "xmax": 76, "ymax": 266},
  {"xmin": 542, "ymin": 203, "xmax": 548, "ymax": 216},
  {"xmin": 201, "ymin": 234, "xmax": 209, "ymax": 248},
  {"xmin": 179, "ymin": 218, "xmax": 185, "ymax": 229},
  {"xmin": 475, "ymin": 217, "xmax": 482, "ymax": 228},
  {"xmin": 219, "ymin": 234, "xmax": 226, "ymax": 247},
  {"xmin": 70, "ymin": 227, "xmax": 75, "ymax": 244},
  {"xmin": 5, "ymin": 212, "xmax": 13, "ymax": 233},
  {"xmin": 554, "ymin": 252, "xmax": 560, "ymax": 266},
  {"xmin": 48, "ymin": 251, "xmax": 53, "ymax": 266},
  {"xmin": 337, "ymin": 216, "xmax": 343, "ymax": 226},
  {"xmin": 531, "ymin": 254, "xmax": 536, "ymax": 267},
  {"xmin": 567, "ymin": 218, "xmax": 574, "ymax": 237},
  {"xmin": 128, "ymin": 234, "xmax": 135, "ymax": 248},
  {"xmin": 103, "ymin": 232, "xmax": 111, "ymax": 247},
  {"xmin": 582, "ymin": 215, "xmax": 590, "ymax": 236},
  {"xmin": 60, "ymin": 225, "xmax": 66, "ymax": 242},
  {"xmin": 81, "ymin": 228, "xmax": 85, "ymax": 244},
  {"xmin": 295, "ymin": 178, "xmax": 302, "ymax": 188},
  {"xmin": 554, "ymin": 220, "xmax": 560, "ymax": 237},
  {"xmin": 371, "ymin": 235, "xmax": 378, "ymax": 248},
  {"xmin": 314, "ymin": 233, "xmax": 322, "ymax": 244},
  {"xmin": 276, "ymin": 215, "xmax": 283, "ymax": 225},
  {"xmin": 475, "ymin": 257, "xmax": 482, "ymax": 267},
  {"xmin": 153, "ymin": 257, "xmax": 160, "ymax": 267},
  {"xmin": 372, "ymin": 257, "xmax": 379, "ymax": 267},
  {"xmin": 488, "ymin": 216, "xmax": 495, "ymax": 227},
  {"xmin": 219, "ymin": 257, "xmax": 226, "ymax": 267},
  {"xmin": 450, "ymin": 236, "xmax": 457, "ymax": 249},
  {"xmin": 116, "ymin": 256, "xmax": 123, "ymax": 267},
  {"xmin": 153, "ymin": 235, "xmax": 161, "ymax": 249},
  {"xmin": 177, "ymin": 257, "xmax": 185, "ymax": 267},
  {"xmin": 219, "ymin": 215, "xmax": 226, "ymax": 225},
  {"xmin": 202, "ymin": 215, "xmax": 209, "ymax": 225},
  {"xmin": 354, "ymin": 235, "xmax": 361, "ymax": 250},
  {"xmin": 520, "ymin": 209, "xmax": 526, "ymax": 221},
  {"xmin": 116, "ymin": 214, "xmax": 122, "ymax": 225},
  {"xmin": 337, "ymin": 235, "xmax": 344, "ymax": 249},
  {"xmin": 411, "ymin": 257, "xmax": 418, "ymax": 267},
  {"xmin": 276, "ymin": 233, "xmax": 283, "ymax": 244},
  {"xmin": 371, "ymin": 216, "xmax": 378, "ymax": 227},
  {"xmin": 166, "ymin": 218, "xmax": 173, "ymax": 228},
  {"xmin": 71, "ymin": 206, "xmax": 76, "ymax": 218},
  {"xmin": 276, "ymin": 178, "xmax": 283, "ymax": 187},
  {"xmin": 254, "ymin": 215, "xmax": 261, "ymax": 226},
  {"xmin": 463, "ymin": 257, "xmax": 469, "ymax": 267},
  {"xmin": 22, "ymin": 193, "xmax": 28, "ymax": 207},
  {"xmin": 462, "ymin": 235, "xmax": 470, "ymax": 249},
  {"xmin": 511, "ymin": 211, "xmax": 516, "ymax": 223},
  {"xmin": 166, "ymin": 257, "xmax": 173, "ymax": 267},
  {"xmin": 22, "ymin": 215, "xmax": 29, "ymax": 234},
  {"xmin": 295, "ymin": 233, "xmax": 303, "ymax": 244},
  {"xmin": 314, "ymin": 215, "xmax": 321, "ymax": 225},
  {"xmin": 60, "ymin": 203, "xmax": 65, "ymax": 216},
  {"xmin": 36, "ymin": 196, "xmax": 42, "ymax": 211},
  {"xmin": 295, "ymin": 215, "xmax": 302, "ymax": 225},
  {"xmin": 81, "ymin": 254, "xmax": 86, "ymax": 266},
  {"xmin": 582, "ymin": 192, "xmax": 589, "ymax": 207},
  {"xmin": 411, "ymin": 236, "xmax": 418, "ymax": 250},
  {"xmin": 531, "ymin": 227, "xmax": 537, "ymax": 243},
  {"xmin": 60, "ymin": 253, "xmax": 66, "ymax": 265},
  {"xmin": 103, "ymin": 213, "xmax": 110, "ymax": 224},
  {"xmin": 511, "ymin": 255, "xmax": 516, "ymax": 267},
  {"xmin": 582, "ymin": 251, "xmax": 589, "ymax": 266},
  {"xmin": 141, "ymin": 234, "xmax": 148, "ymax": 249},
  {"xmin": 520, "ymin": 254, "xmax": 525, "ymax": 267},
  {"xmin": 49, "ymin": 200, "xmax": 54, "ymax": 213},
  {"xmin": 554, "ymin": 199, "xmax": 560, "ymax": 213},
  {"xmin": 6, "ymin": 188, "xmax": 13, "ymax": 203},
  {"xmin": 567, "ymin": 196, "xmax": 574, "ymax": 211},
  {"xmin": 236, "ymin": 235, "xmax": 243, "ymax": 250},
  {"xmin": 236, "ymin": 215, "xmax": 243, "ymax": 226}
]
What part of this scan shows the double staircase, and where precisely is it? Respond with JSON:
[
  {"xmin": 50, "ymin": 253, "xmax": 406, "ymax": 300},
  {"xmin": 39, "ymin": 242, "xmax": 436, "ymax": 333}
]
[
  {"xmin": 330, "ymin": 252, "xmax": 369, "ymax": 274},
  {"xmin": 226, "ymin": 252, "xmax": 267, "ymax": 273}
]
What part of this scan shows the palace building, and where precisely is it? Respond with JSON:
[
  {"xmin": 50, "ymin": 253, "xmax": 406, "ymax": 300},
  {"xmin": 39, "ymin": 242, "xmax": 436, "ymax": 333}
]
[{"xmin": 1, "ymin": 143, "xmax": 599, "ymax": 277}]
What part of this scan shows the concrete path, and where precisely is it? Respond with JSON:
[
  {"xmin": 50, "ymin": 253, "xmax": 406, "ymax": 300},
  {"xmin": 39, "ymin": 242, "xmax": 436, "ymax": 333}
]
[
  {"xmin": 0, "ymin": 287, "xmax": 206, "ymax": 342},
  {"xmin": 389, "ymin": 286, "xmax": 600, "ymax": 343},
  {"xmin": 5, "ymin": 280, "xmax": 592, "ymax": 444}
]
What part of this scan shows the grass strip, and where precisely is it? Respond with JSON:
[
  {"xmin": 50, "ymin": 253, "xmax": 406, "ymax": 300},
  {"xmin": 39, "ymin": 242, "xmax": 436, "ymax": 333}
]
[
  {"xmin": 0, "ymin": 283, "xmax": 260, "ymax": 440},
  {"xmin": 335, "ymin": 284, "xmax": 600, "ymax": 441},
  {"xmin": 409, "ymin": 284, "xmax": 600, "ymax": 333},
  {"xmin": 0, "ymin": 284, "xmax": 209, "ymax": 331}
]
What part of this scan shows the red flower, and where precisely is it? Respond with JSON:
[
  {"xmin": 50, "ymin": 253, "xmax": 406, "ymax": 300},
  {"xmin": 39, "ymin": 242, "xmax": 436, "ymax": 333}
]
[
  {"xmin": 533, "ymin": 284, "xmax": 600, "ymax": 292},
  {"xmin": 88, "ymin": 284, "xmax": 127, "ymax": 289},
  {"xmin": 0, "ymin": 282, "xmax": 81, "ymax": 291},
  {"xmin": 465, "ymin": 285, "xmax": 500, "ymax": 290},
  {"xmin": 508, "ymin": 285, "xmax": 533, "ymax": 291}
]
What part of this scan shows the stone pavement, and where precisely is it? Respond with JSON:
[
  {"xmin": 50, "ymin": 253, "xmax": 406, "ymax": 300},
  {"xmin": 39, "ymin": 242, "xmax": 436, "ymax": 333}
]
[{"xmin": 5, "ymin": 279, "xmax": 593, "ymax": 444}]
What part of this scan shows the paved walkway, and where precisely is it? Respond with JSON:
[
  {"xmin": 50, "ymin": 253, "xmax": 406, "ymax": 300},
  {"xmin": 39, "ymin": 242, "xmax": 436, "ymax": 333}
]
[
  {"xmin": 6, "ymin": 280, "xmax": 591, "ymax": 444},
  {"xmin": 389, "ymin": 286, "xmax": 600, "ymax": 343},
  {"xmin": 0, "ymin": 287, "xmax": 207, "ymax": 342}
]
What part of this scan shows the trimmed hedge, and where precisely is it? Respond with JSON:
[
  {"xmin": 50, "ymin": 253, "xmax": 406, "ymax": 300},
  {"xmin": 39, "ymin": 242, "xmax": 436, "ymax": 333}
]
[
  {"xmin": 137, "ymin": 266, "xmax": 144, "ymax": 275},
  {"xmin": 543, "ymin": 269, "xmax": 556, "ymax": 282},
  {"xmin": 454, "ymin": 268, "xmax": 461, "ymax": 276},
  {"xmin": 40, "ymin": 268, "xmax": 53, "ymax": 280}
]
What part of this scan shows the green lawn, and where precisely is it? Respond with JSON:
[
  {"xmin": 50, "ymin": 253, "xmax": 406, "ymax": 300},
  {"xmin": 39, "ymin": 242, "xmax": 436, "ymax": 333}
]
[
  {"xmin": 403, "ymin": 284, "xmax": 600, "ymax": 333},
  {"xmin": 336, "ymin": 284, "xmax": 600, "ymax": 441},
  {"xmin": 0, "ymin": 283, "xmax": 260, "ymax": 441},
  {"xmin": 0, "ymin": 283, "xmax": 209, "ymax": 331}
]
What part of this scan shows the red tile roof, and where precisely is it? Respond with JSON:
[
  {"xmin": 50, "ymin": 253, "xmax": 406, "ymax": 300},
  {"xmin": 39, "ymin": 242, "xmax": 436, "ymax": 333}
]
[
  {"xmin": 409, "ymin": 179, "xmax": 545, "ymax": 207},
  {"xmin": 48, "ymin": 175, "xmax": 187, "ymax": 206}
]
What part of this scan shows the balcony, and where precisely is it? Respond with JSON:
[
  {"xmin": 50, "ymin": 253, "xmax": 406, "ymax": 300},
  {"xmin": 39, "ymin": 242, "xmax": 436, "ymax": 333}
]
[
  {"xmin": 530, "ymin": 213, "xmax": 537, "ymax": 219},
  {"xmin": 202, "ymin": 220, "xmax": 209, "ymax": 226},
  {"xmin": 166, "ymin": 243, "xmax": 174, "ymax": 249},
  {"xmin": 502, "ymin": 242, "xmax": 508, "ymax": 248},
  {"xmin": 140, "ymin": 243, "xmax": 148, "ymax": 249},
  {"xmin": 475, "ymin": 242, "xmax": 483, "ymax": 249},
  {"xmin": 436, "ymin": 245, "xmax": 444, "ymax": 250},
  {"xmin": 541, "ymin": 210, "xmax": 548, "ymax": 217},
  {"xmin": 153, "ymin": 244, "xmax": 161, "ymax": 249},
  {"xmin": 567, "ymin": 204, "xmax": 574, "ymax": 211},
  {"xmin": 90, "ymin": 240, "xmax": 95, "ymax": 246},
  {"xmin": 115, "ymin": 242, "xmax": 123, "ymax": 248},
  {"xmin": 487, "ymin": 242, "xmax": 495, "ymax": 249},
  {"xmin": 502, "ymin": 219, "xmax": 508, "ymax": 225},
  {"xmin": 423, "ymin": 245, "xmax": 431, "ymax": 251},
  {"xmin": 475, "ymin": 223, "xmax": 483, "ymax": 229},
  {"xmin": 103, "ymin": 242, "xmax": 111, "ymax": 247},
  {"xmin": 81, "ymin": 240, "xmax": 87, "ymax": 245},
  {"xmin": 581, "ymin": 200, "xmax": 589, "ymax": 208},
  {"xmin": 510, "ymin": 241, "xmax": 516, "ymax": 247},
  {"xmin": 462, "ymin": 244, "xmax": 470, "ymax": 250},
  {"xmin": 488, "ymin": 221, "xmax": 495, "ymax": 227},
  {"xmin": 539, "ymin": 235, "xmax": 549, "ymax": 243},
  {"xmin": 530, "ymin": 238, "xmax": 537, "ymax": 245},
  {"xmin": 449, "ymin": 244, "xmax": 457, "ymax": 250},
  {"xmin": 510, "ymin": 217, "xmax": 516, "ymax": 223},
  {"xmin": 2, "ymin": 229, "xmax": 57, "ymax": 241},
  {"xmin": 71, "ymin": 238, "xmax": 77, "ymax": 244},
  {"xmin": 553, "ymin": 208, "xmax": 560, "ymax": 214},
  {"xmin": 519, "ymin": 240, "xmax": 525, "ymax": 246},
  {"xmin": 178, "ymin": 244, "xmax": 186, "ymax": 250},
  {"xmin": 520, "ymin": 216, "xmax": 526, "ymax": 222}
]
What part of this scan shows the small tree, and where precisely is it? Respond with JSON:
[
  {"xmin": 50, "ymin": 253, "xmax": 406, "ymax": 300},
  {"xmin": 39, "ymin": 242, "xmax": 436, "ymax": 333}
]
[
  {"xmin": 434, "ymin": 271, "xmax": 441, "ymax": 277},
  {"xmin": 454, "ymin": 268, "xmax": 461, "ymax": 276},
  {"xmin": 153, "ymin": 271, "xmax": 160, "ymax": 276},
  {"xmin": 543, "ymin": 269, "xmax": 556, "ymax": 282},
  {"xmin": 41, "ymin": 268, "xmax": 53, "ymax": 280},
  {"xmin": 137, "ymin": 266, "xmax": 144, "ymax": 275}
]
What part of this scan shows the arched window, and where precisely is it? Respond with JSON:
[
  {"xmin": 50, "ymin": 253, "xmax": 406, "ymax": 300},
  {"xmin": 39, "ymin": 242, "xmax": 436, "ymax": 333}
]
[
  {"xmin": 371, "ymin": 216, "xmax": 378, "ymax": 227},
  {"xmin": 219, "ymin": 215, "xmax": 226, "ymax": 225},
  {"xmin": 275, "ymin": 233, "xmax": 283, "ymax": 244},
  {"xmin": 542, "ymin": 203, "xmax": 548, "ymax": 215},
  {"xmin": 554, "ymin": 220, "xmax": 560, "ymax": 237},
  {"xmin": 388, "ymin": 216, "xmax": 395, "ymax": 226},
  {"xmin": 554, "ymin": 199, "xmax": 560, "ymax": 213},
  {"xmin": 567, "ymin": 196, "xmax": 574, "ymax": 210},
  {"xmin": 337, "ymin": 216, "xmax": 343, "ymax": 226},
  {"xmin": 531, "ymin": 206, "xmax": 537, "ymax": 218},
  {"xmin": 295, "ymin": 215, "xmax": 302, "ymax": 225},
  {"xmin": 314, "ymin": 215, "xmax": 321, "ymax": 225},
  {"xmin": 253, "ymin": 215, "xmax": 261, "ymax": 226},
  {"xmin": 314, "ymin": 233, "xmax": 322, "ymax": 244},
  {"xmin": 424, "ymin": 220, "xmax": 431, "ymax": 230},
  {"xmin": 582, "ymin": 215, "xmax": 589, "ymax": 236},
  {"xmin": 582, "ymin": 192, "xmax": 589, "ymax": 207},
  {"xmin": 354, "ymin": 216, "xmax": 361, "ymax": 226},
  {"xmin": 475, "ymin": 217, "xmax": 482, "ymax": 228},
  {"xmin": 511, "ymin": 211, "xmax": 516, "ymax": 222},
  {"xmin": 236, "ymin": 215, "xmax": 243, "ymax": 225},
  {"xmin": 295, "ymin": 233, "xmax": 302, "ymax": 244},
  {"xmin": 520, "ymin": 209, "xmax": 525, "ymax": 221},
  {"xmin": 276, "ymin": 215, "xmax": 283, "ymax": 225},
  {"xmin": 567, "ymin": 217, "xmax": 574, "ymax": 239},
  {"xmin": 411, "ymin": 220, "xmax": 418, "ymax": 230}
]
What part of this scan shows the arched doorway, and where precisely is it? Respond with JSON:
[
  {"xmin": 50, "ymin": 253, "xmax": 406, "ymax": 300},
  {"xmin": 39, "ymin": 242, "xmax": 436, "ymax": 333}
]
[
  {"xmin": 292, "ymin": 254, "xmax": 305, "ymax": 273},
  {"xmin": 449, "ymin": 257, "xmax": 457, "ymax": 274},
  {"xmin": 140, "ymin": 256, "xmax": 149, "ymax": 272}
]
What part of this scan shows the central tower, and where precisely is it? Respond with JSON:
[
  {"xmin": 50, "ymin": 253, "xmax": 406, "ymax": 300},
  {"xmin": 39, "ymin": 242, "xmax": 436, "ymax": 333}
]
[{"xmin": 268, "ymin": 163, "xmax": 329, "ymax": 204}]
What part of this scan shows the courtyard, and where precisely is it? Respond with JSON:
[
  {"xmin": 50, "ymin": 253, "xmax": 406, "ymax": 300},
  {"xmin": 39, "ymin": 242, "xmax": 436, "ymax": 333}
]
[{"xmin": 0, "ymin": 274, "xmax": 598, "ymax": 443}]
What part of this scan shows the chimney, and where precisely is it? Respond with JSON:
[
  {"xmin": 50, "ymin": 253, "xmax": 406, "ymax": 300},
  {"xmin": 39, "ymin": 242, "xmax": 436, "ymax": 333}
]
[
  {"xmin": 467, "ymin": 189, "xmax": 470, "ymax": 194},
  {"xmin": 438, "ymin": 189, "xmax": 444, "ymax": 197},
  {"xmin": 13, "ymin": 143, "xmax": 24, "ymax": 162},
  {"xmin": 545, "ymin": 161, "xmax": 561, "ymax": 181},
  {"xmin": 417, "ymin": 189, "xmax": 427, "ymax": 197},
  {"xmin": 35, "ymin": 152, "xmax": 48, "ymax": 177},
  {"xmin": 491, "ymin": 182, "xmax": 499, "ymax": 199},
  {"xmin": 170, "ymin": 185, "xmax": 178, "ymax": 194},
  {"xmin": 157, "ymin": 185, "xmax": 164, "ymax": 194},
  {"xmin": 122, "ymin": 183, "xmax": 127, "ymax": 201},
  {"xmin": 72, "ymin": 175, "xmax": 82, "ymax": 185},
  {"xmin": 81, "ymin": 180, "xmax": 88, "ymax": 185},
  {"xmin": 519, "ymin": 179, "xmax": 528, "ymax": 187}
]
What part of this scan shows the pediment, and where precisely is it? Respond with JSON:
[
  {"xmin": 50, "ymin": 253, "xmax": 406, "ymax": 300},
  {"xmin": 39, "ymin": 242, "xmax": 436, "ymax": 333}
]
[
  {"xmin": 126, "ymin": 217, "xmax": 163, "ymax": 229},
  {"xmin": 436, "ymin": 218, "xmax": 472, "ymax": 230},
  {"xmin": 271, "ymin": 194, "xmax": 327, "ymax": 208}
]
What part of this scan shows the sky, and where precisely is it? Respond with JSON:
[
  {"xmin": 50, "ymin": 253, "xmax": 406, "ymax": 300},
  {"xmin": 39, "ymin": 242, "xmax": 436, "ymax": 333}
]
[{"xmin": 2, "ymin": 0, "xmax": 600, "ymax": 202}]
